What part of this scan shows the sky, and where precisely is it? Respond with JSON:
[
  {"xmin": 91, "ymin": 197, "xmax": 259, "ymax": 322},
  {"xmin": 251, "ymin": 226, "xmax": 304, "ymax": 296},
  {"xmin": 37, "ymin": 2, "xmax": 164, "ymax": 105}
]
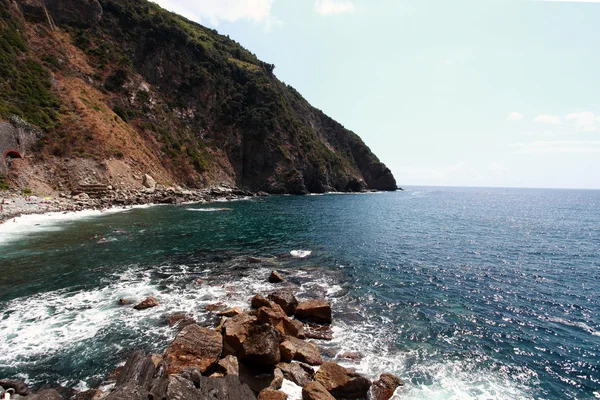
[{"xmin": 151, "ymin": 0, "xmax": 600, "ymax": 189}]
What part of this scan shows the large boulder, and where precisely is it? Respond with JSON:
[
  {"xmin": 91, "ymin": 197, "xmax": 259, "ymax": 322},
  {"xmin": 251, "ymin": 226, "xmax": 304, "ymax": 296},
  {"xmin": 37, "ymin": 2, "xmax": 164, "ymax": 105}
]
[
  {"xmin": 281, "ymin": 336, "xmax": 322, "ymax": 366},
  {"xmin": 164, "ymin": 325, "xmax": 222, "ymax": 375},
  {"xmin": 251, "ymin": 294, "xmax": 271, "ymax": 309},
  {"xmin": 104, "ymin": 351, "xmax": 167, "ymax": 400},
  {"xmin": 371, "ymin": 373, "xmax": 404, "ymax": 400},
  {"xmin": 239, "ymin": 324, "xmax": 283, "ymax": 366},
  {"xmin": 257, "ymin": 304, "xmax": 304, "ymax": 338},
  {"xmin": 133, "ymin": 296, "xmax": 159, "ymax": 310},
  {"xmin": 142, "ymin": 174, "xmax": 156, "ymax": 189},
  {"xmin": 295, "ymin": 300, "xmax": 332, "ymax": 324},
  {"xmin": 314, "ymin": 362, "xmax": 371, "ymax": 399},
  {"xmin": 223, "ymin": 313, "xmax": 257, "ymax": 356},
  {"xmin": 258, "ymin": 389, "xmax": 288, "ymax": 400},
  {"xmin": 167, "ymin": 374, "xmax": 256, "ymax": 400},
  {"xmin": 269, "ymin": 271, "xmax": 284, "ymax": 283},
  {"xmin": 268, "ymin": 291, "xmax": 298, "ymax": 315},
  {"xmin": 277, "ymin": 362, "xmax": 314, "ymax": 387},
  {"xmin": 302, "ymin": 381, "xmax": 335, "ymax": 400},
  {"xmin": 216, "ymin": 355, "xmax": 240, "ymax": 376}
]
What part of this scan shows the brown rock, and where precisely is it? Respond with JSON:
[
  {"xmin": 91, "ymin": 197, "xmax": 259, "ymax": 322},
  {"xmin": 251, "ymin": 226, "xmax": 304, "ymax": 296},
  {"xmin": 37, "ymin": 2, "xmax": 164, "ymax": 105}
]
[
  {"xmin": 337, "ymin": 352, "xmax": 362, "ymax": 361},
  {"xmin": 268, "ymin": 291, "xmax": 298, "ymax": 315},
  {"xmin": 222, "ymin": 313, "xmax": 257, "ymax": 356},
  {"xmin": 133, "ymin": 296, "xmax": 159, "ymax": 310},
  {"xmin": 28, "ymin": 389, "xmax": 62, "ymax": 400},
  {"xmin": 279, "ymin": 341, "xmax": 296, "ymax": 363},
  {"xmin": 0, "ymin": 379, "xmax": 29, "ymax": 395},
  {"xmin": 251, "ymin": 294, "xmax": 271, "ymax": 309},
  {"xmin": 204, "ymin": 302, "xmax": 227, "ymax": 312},
  {"xmin": 257, "ymin": 304, "xmax": 304, "ymax": 338},
  {"xmin": 217, "ymin": 307, "xmax": 243, "ymax": 317},
  {"xmin": 269, "ymin": 270, "xmax": 284, "ymax": 283},
  {"xmin": 295, "ymin": 300, "xmax": 332, "ymax": 324},
  {"xmin": 238, "ymin": 363, "xmax": 281, "ymax": 394},
  {"xmin": 302, "ymin": 381, "xmax": 335, "ymax": 400},
  {"xmin": 314, "ymin": 362, "xmax": 371, "ymax": 399},
  {"xmin": 304, "ymin": 324, "xmax": 333, "ymax": 340},
  {"xmin": 240, "ymin": 324, "xmax": 283, "ymax": 366},
  {"xmin": 166, "ymin": 313, "xmax": 195, "ymax": 328},
  {"xmin": 75, "ymin": 389, "xmax": 103, "ymax": 400},
  {"xmin": 258, "ymin": 389, "xmax": 288, "ymax": 400},
  {"xmin": 149, "ymin": 353, "xmax": 163, "ymax": 368},
  {"xmin": 216, "ymin": 355, "xmax": 240, "ymax": 376},
  {"xmin": 284, "ymin": 336, "xmax": 322, "ymax": 366},
  {"xmin": 371, "ymin": 373, "xmax": 404, "ymax": 400},
  {"xmin": 277, "ymin": 362, "xmax": 314, "ymax": 387},
  {"xmin": 247, "ymin": 256, "xmax": 263, "ymax": 264},
  {"xmin": 117, "ymin": 298, "xmax": 129, "ymax": 305},
  {"xmin": 164, "ymin": 325, "xmax": 222, "ymax": 375}
]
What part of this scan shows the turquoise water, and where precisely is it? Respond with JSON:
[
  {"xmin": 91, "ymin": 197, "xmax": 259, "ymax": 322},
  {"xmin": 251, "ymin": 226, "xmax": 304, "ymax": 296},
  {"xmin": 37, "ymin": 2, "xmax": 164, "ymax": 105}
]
[{"xmin": 0, "ymin": 187, "xmax": 599, "ymax": 399}]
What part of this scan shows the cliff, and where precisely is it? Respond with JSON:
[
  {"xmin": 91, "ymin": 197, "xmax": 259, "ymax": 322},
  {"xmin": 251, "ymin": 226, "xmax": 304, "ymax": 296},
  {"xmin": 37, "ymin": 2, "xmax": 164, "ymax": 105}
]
[{"xmin": 0, "ymin": 0, "xmax": 397, "ymax": 195}]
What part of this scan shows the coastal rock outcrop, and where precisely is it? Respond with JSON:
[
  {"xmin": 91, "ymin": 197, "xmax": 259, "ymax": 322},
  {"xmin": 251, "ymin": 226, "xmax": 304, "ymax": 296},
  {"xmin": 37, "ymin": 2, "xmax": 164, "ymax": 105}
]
[
  {"xmin": 133, "ymin": 296, "xmax": 159, "ymax": 310},
  {"xmin": 269, "ymin": 271, "xmax": 285, "ymax": 283},
  {"xmin": 268, "ymin": 291, "xmax": 298, "ymax": 315},
  {"xmin": 295, "ymin": 300, "xmax": 332, "ymax": 324},
  {"xmin": 239, "ymin": 324, "xmax": 283, "ymax": 366},
  {"xmin": 371, "ymin": 373, "xmax": 404, "ymax": 400},
  {"xmin": 302, "ymin": 381, "xmax": 336, "ymax": 400},
  {"xmin": 314, "ymin": 362, "xmax": 371, "ymax": 399},
  {"xmin": 164, "ymin": 325, "xmax": 222, "ymax": 374}
]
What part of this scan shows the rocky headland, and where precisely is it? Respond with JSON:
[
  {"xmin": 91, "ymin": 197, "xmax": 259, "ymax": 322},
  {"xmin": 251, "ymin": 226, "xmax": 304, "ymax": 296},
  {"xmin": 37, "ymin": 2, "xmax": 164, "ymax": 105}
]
[{"xmin": 0, "ymin": 271, "xmax": 404, "ymax": 400}]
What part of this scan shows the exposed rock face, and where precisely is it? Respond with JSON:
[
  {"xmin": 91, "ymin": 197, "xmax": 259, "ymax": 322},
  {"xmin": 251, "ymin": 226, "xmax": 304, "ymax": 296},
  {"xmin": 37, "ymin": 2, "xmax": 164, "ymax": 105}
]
[
  {"xmin": 295, "ymin": 300, "xmax": 332, "ymax": 324},
  {"xmin": 75, "ymin": 389, "xmax": 104, "ymax": 400},
  {"xmin": 257, "ymin": 304, "xmax": 304, "ymax": 338},
  {"xmin": 239, "ymin": 324, "xmax": 283, "ymax": 366},
  {"xmin": 28, "ymin": 389, "xmax": 63, "ymax": 400},
  {"xmin": 269, "ymin": 271, "xmax": 285, "ymax": 283},
  {"xmin": 166, "ymin": 374, "xmax": 256, "ymax": 400},
  {"xmin": 258, "ymin": 389, "xmax": 288, "ymax": 400},
  {"xmin": 164, "ymin": 325, "xmax": 222, "ymax": 375},
  {"xmin": 104, "ymin": 351, "xmax": 167, "ymax": 400},
  {"xmin": 216, "ymin": 355, "xmax": 240, "ymax": 376},
  {"xmin": 277, "ymin": 362, "xmax": 314, "ymax": 387},
  {"xmin": 314, "ymin": 362, "xmax": 371, "ymax": 399},
  {"xmin": 133, "ymin": 296, "xmax": 159, "ymax": 310},
  {"xmin": 142, "ymin": 174, "xmax": 156, "ymax": 189},
  {"xmin": 371, "ymin": 373, "xmax": 404, "ymax": 400},
  {"xmin": 302, "ymin": 381, "xmax": 335, "ymax": 400},
  {"xmin": 282, "ymin": 336, "xmax": 322, "ymax": 366},
  {"xmin": 268, "ymin": 291, "xmax": 298, "ymax": 315},
  {"xmin": 223, "ymin": 313, "xmax": 257, "ymax": 356}
]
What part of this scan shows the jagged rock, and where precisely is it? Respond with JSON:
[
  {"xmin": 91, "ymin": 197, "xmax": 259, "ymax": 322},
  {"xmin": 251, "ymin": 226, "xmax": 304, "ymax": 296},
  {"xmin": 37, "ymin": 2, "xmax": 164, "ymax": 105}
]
[
  {"xmin": 28, "ymin": 389, "xmax": 63, "ymax": 400},
  {"xmin": 302, "ymin": 381, "xmax": 335, "ymax": 400},
  {"xmin": 133, "ymin": 296, "xmax": 159, "ymax": 310},
  {"xmin": 164, "ymin": 325, "xmax": 222, "ymax": 374},
  {"xmin": 142, "ymin": 174, "xmax": 156, "ymax": 189},
  {"xmin": 223, "ymin": 313, "xmax": 257, "ymax": 356},
  {"xmin": 218, "ymin": 307, "xmax": 243, "ymax": 317},
  {"xmin": 251, "ymin": 294, "xmax": 271, "ymax": 309},
  {"xmin": 269, "ymin": 270, "xmax": 284, "ymax": 283},
  {"xmin": 371, "ymin": 373, "xmax": 404, "ymax": 400},
  {"xmin": 165, "ymin": 374, "xmax": 255, "ymax": 399},
  {"xmin": 257, "ymin": 304, "xmax": 304, "ymax": 338},
  {"xmin": 295, "ymin": 300, "xmax": 332, "ymax": 324},
  {"xmin": 337, "ymin": 352, "xmax": 362, "ymax": 361},
  {"xmin": 216, "ymin": 355, "xmax": 240, "ymax": 376},
  {"xmin": 205, "ymin": 302, "xmax": 227, "ymax": 312},
  {"xmin": 75, "ymin": 389, "xmax": 103, "ymax": 400},
  {"xmin": 268, "ymin": 291, "xmax": 298, "ymax": 315},
  {"xmin": 0, "ymin": 380, "xmax": 29, "ymax": 395},
  {"xmin": 258, "ymin": 389, "xmax": 288, "ymax": 400},
  {"xmin": 314, "ymin": 362, "xmax": 371, "ymax": 399},
  {"xmin": 277, "ymin": 362, "xmax": 314, "ymax": 387},
  {"xmin": 304, "ymin": 324, "xmax": 333, "ymax": 340},
  {"xmin": 240, "ymin": 324, "xmax": 283, "ymax": 366},
  {"xmin": 282, "ymin": 336, "xmax": 322, "ymax": 366},
  {"xmin": 279, "ymin": 340, "xmax": 296, "ymax": 363},
  {"xmin": 104, "ymin": 351, "xmax": 167, "ymax": 400}
]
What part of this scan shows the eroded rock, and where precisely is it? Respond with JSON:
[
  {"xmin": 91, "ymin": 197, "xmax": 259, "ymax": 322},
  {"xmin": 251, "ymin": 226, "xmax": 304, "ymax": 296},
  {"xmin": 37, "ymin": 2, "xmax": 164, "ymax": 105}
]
[
  {"xmin": 302, "ymin": 381, "xmax": 335, "ymax": 400},
  {"xmin": 164, "ymin": 325, "xmax": 222, "ymax": 375},
  {"xmin": 269, "ymin": 270, "xmax": 284, "ymax": 283},
  {"xmin": 133, "ymin": 296, "xmax": 159, "ymax": 310},
  {"xmin": 295, "ymin": 300, "xmax": 332, "ymax": 324},
  {"xmin": 223, "ymin": 313, "xmax": 257, "ymax": 356},
  {"xmin": 240, "ymin": 324, "xmax": 283, "ymax": 366},
  {"xmin": 258, "ymin": 388, "xmax": 288, "ymax": 400},
  {"xmin": 314, "ymin": 362, "xmax": 371, "ymax": 399},
  {"xmin": 371, "ymin": 373, "xmax": 404, "ymax": 400},
  {"xmin": 268, "ymin": 291, "xmax": 298, "ymax": 315}
]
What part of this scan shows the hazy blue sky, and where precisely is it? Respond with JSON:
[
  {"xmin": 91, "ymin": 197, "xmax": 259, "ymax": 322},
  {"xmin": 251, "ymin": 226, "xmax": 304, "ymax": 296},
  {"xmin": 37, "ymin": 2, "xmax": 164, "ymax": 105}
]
[{"xmin": 152, "ymin": 0, "xmax": 600, "ymax": 189}]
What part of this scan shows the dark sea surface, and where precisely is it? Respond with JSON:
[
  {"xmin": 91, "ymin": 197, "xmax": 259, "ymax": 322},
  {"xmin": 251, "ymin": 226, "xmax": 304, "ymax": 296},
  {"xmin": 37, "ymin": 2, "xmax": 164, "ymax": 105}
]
[{"xmin": 0, "ymin": 187, "xmax": 599, "ymax": 399}]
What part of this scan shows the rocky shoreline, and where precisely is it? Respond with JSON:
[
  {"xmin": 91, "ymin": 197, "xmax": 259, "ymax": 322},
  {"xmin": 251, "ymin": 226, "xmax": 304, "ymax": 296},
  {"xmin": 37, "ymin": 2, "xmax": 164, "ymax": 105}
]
[
  {"xmin": 0, "ymin": 271, "xmax": 404, "ymax": 400},
  {"xmin": 0, "ymin": 182, "xmax": 266, "ymax": 224}
]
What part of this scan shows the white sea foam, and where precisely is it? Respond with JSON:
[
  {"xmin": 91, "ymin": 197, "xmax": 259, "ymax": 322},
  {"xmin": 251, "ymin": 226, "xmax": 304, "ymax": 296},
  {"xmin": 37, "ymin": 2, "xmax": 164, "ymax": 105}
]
[
  {"xmin": 290, "ymin": 250, "xmax": 312, "ymax": 258},
  {"xmin": 185, "ymin": 207, "xmax": 232, "ymax": 212},
  {"xmin": 545, "ymin": 316, "xmax": 600, "ymax": 336},
  {"xmin": 280, "ymin": 379, "xmax": 303, "ymax": 399}
]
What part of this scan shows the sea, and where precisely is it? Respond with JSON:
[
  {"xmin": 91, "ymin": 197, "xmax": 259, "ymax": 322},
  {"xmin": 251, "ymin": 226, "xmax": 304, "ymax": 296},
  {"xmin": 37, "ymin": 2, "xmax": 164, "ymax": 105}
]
[{"xmin": 0, "ymin": 186, "xmax": 599, "ymax": 399}]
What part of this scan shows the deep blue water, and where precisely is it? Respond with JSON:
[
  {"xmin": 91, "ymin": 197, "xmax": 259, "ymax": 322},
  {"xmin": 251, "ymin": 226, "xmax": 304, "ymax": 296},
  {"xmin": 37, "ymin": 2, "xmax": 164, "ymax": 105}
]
[{"xmin": 0, "ymin": 187, "xmax": 599, "ymax": 399}]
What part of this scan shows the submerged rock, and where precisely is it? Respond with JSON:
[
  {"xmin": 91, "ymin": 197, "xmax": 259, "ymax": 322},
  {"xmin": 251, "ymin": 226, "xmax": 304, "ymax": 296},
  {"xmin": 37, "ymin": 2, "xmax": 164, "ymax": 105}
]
[
  {"xmin": 269, "ymin": 270, "xmax": 285, "ymax": 283},
  {"xmin": 371, "ymin": 373, "xmax": 404, "ymax": 400},
  {"xmin": 295, "ymin": 300, "xmax": 332, "ymax": 324},
  {"xmin": 164, "ymin": 325, "xmax": 222, "ymax": 375},
  {"xmin": 314, "ymin": 362, "xmax": 371, "ymax": 399},
  {"xmin": 166, "ymin": 313, "xmax": 196, "ymax": 328},
  {"xmin": 133, "ymin": 296, "xmax": 159, "ymax": 310}
]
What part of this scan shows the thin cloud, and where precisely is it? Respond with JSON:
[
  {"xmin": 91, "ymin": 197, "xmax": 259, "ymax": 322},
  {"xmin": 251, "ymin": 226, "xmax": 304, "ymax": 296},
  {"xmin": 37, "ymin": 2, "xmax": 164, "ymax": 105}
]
[
  {"xmin": 511, "ymin": 140, "xmax": 600, "ymax": 154},
  {"xmin": 533, "ymin": 114, "xmax": 562, "ymax": 124},
  {"xmin": 150, "ymin": 0, "xmax": 281, "ymax": 30},
  {"xmin": 315, "ymin": 0, "xmax": 355, "ymax": 15},
  {"xmin": 507, "ymin": 112, "xmax": 524, "ymax": 122}
]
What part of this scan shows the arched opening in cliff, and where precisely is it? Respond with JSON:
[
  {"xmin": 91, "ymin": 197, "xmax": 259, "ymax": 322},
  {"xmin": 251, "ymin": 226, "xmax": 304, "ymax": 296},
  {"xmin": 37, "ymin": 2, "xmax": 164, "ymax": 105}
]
[{"xmin": 4, "ymin": 149, "xmax": 23, "ymax": 168}]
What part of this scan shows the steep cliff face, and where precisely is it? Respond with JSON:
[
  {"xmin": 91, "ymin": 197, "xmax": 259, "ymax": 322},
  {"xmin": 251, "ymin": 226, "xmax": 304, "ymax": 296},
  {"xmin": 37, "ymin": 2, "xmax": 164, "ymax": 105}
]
[{"xmin": 0, "ymin": 0, "xmax": 397, "ymax": 194}]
